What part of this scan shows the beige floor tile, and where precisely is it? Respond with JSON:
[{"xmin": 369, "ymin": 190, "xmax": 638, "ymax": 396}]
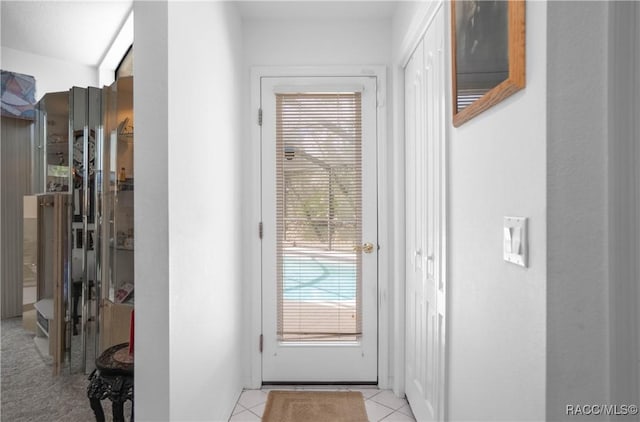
[
  {"xmin": 397, "ymin": 403, "xmax": 415, "ymax": 418},
  {"xmin": 365, "ymin": 400, "xmax": 395, "ymax": 422},
  {"xmin": 229, "ymin": 409, "xmax": 261, "ymax": 422},
  {"xmin": 381, "ymin": 410, "xmax": 416, "ymax": 421},
  {"xmin": 370, "ymin": 390, "xmax": 408, "ymax": 410},
  {"xmin": 352, "ymin": 387, "xmax": 382, "ymax": 399},
  {"xmin": 238, "ymin": 389, "xmax": 268, "ymax": 409},
  {"xmin": 231, "ymin": 403, "xmax": 246, "ymax": 416},
  {"xmin": 248, "ymin": 402, "xmax": 266, "ymax": 418}
]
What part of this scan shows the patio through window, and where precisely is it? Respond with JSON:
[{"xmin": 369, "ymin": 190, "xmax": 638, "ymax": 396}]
[{"xmin": 275, "ymin": 92, "xmax": 363, "ymax": 341}]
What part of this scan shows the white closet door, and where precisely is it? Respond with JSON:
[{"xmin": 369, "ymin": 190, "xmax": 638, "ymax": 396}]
[{"xmin": 405, "ymin": 4, "xmax": 446, "ymax": 421}]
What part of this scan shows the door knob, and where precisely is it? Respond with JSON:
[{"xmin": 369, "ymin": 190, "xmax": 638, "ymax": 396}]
[{"xmin": 354, "ymin": 242, "xmax": 375, "ymax": 254}]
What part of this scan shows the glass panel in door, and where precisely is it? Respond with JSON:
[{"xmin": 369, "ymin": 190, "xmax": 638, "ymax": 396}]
[
  {"xmin": 276, "ymin": 92, "xmax": 363, "ymax": 342},
  {"xmin": 99, "ymin": 76, "xmax": 135, "ymax": 354}
]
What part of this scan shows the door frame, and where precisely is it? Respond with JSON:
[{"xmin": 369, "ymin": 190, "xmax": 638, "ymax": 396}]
[{"xmin": 247, "ymin": 66, "xmax": 388, "ymax": 388}]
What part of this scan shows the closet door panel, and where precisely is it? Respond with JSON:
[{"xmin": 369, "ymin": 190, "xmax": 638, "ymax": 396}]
[{"xmin": 405, "ymin": 4, "xmax": 446, "ymax": 421}]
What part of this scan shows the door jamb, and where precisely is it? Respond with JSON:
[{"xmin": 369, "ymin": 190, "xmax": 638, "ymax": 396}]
[{"xmin": 247, "ymin": 66, "xmax": 388, "ymax": 388}]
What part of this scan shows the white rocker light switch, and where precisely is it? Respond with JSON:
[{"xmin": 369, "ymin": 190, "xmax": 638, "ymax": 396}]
[{"xmin": 504, "ymin": 216, "xmax": 528, "ymax": 267}]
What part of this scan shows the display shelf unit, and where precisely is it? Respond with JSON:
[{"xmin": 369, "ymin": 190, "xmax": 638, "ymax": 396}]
[
  {"xmin": 31, "ymin": 78, "xmax": 135, "ymax": 374},
  {"xmin": 35, "ymin": 91, "xmax": 70, "ymax": 193},
  {"xmin": 33, "ymin": 193, "xmax": 68, "ymax": 375},
  {"xmin": 101, "ymin": 299, "xmax": 134, "ymax": 349},
  {"xmin": 33, "ymin": 298, "xmax": 53, "ymax": 356},
  {"xmin": 100, "ymin": 76, "xmax": 135, "ymax": 352}
]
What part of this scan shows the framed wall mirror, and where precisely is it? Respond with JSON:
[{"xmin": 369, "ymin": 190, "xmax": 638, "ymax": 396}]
[{"xmin": 451, "ymin": 0, "xmax": 526, "ymax": 127}]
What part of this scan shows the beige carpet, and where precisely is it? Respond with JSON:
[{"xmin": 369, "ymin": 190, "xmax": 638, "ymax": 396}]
[
  {"xmin": 262, "ymin": 390, "xmax": 367, "ymax": 422},
  {"xmin": 22, "ymin": 309, "xmax": 36, "ymax": 332}
]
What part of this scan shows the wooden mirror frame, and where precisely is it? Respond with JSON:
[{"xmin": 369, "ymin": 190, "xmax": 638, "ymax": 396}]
[{"xmin": 451, "ymin": 0, "xmax": 526, "ymax": 127}]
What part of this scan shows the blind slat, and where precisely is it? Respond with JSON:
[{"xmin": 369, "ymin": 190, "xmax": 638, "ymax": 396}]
[{"xmin": 276, "ymin": 92, "xmax": 363, "ymax": 342}]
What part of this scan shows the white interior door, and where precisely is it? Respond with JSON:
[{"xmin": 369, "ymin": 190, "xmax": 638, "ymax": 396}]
[
  {"xmin": 405, "ymin": 5, "xmax": 446, "ymax": 421},
  {"xmin": 261, "ymin": 76, "xmax": 378, "ymax": 382}
]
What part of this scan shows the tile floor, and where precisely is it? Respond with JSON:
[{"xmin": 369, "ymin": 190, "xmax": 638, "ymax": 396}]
[{"xmin": 229, "ymin": 386, "xmax": 416, "ymax": 421}]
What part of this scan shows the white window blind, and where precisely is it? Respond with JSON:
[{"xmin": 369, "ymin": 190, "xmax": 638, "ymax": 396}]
[{"xmin": 276, "ymin": 92, "xmax": 363, "ymax": 341}]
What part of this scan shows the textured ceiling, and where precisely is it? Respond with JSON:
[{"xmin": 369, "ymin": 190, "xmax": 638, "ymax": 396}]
[
  {"xmin": 1, "ymin": 1, "xmax": 398, "ymax": 67},
  {"xmin": 237, "ymin": 1, "xmax": 399, "ymax": 20}
]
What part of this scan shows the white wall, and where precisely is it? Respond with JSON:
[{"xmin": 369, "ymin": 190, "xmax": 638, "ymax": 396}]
[
  {"xmin": 135, "ymin": 2, "xmax": 244, "ymax": 420},
  {"xmin": 0, "ymin": 47, "xmax": 98, "ymax": 99},
  {"xmin": 447, "ymin": 1, "xmax": 547, "ymax": 420},
  {"xmin": 133, "ymin": 2, "xmax": 170, "ymax": 419},
  {"xmin": 167, "ymin": 2, "xmax": 244, "ymax": 419},
  {"xmin": 547, "ymin": 2, "xmax": 640, "ymax": 420},
  {"xmin": 244, "ymin": 18, "xmax": 391, "ymax": 67},
  {"xmin": 242, "ymin": 16, "xmax": 393, "ymax": 387},
  {"xmin": 546, "ymin": 3, "xmax": 611, "ymax": 420},
  {"xmin": 391, "ymin": 1, "xmax": 433, "ymax": 60}
]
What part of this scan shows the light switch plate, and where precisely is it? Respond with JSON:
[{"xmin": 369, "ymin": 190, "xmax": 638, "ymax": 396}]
[{"xmin": 504, "ymin": 216, "xmax": 528, "ymax": 267}]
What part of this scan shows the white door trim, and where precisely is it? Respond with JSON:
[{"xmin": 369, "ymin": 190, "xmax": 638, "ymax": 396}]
[{"xmin": 247, "ymin": 66, "xmax": 388, "ymax": 388}]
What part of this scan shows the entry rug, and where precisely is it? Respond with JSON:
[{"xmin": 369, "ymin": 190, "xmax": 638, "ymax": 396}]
[{"xmin": 262, "ymin": 390, "xmax": 368, "ymax": 422}]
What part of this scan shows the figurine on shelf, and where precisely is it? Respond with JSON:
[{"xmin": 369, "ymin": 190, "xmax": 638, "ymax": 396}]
[{"xmin": 115, "ymin": 282, "xmax": 134, "ymax": 304}]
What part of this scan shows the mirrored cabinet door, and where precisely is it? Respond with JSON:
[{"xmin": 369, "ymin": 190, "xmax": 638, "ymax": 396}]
[
  {"xmin": 68, "ymin": 86, "xmax": 101, "ymax": 374},
  {"xmin": 33, "ymin": 78, "xmax": 134, "ymax": 375},
  {"xmin": 99, "ymin": 76, "xmax": 134, "ymax": 352},
  {"xmin": 36, "ymin": 92, "xmax": 70, "ymax": 193}
]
